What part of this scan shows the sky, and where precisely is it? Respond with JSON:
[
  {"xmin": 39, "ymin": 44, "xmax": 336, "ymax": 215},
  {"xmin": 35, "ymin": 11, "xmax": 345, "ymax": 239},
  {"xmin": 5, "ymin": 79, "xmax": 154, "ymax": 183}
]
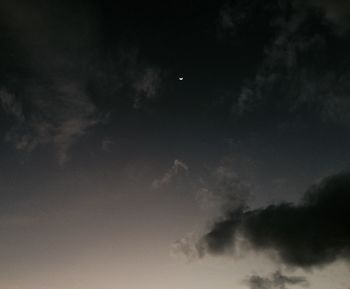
[{"xmin": 0, "ymin": 0, "xmax": 350, "ymax": 289}]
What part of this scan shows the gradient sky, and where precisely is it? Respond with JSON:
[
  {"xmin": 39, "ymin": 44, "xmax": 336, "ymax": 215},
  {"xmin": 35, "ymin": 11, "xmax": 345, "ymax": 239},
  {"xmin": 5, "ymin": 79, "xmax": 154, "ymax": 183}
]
[{"xmin": 1, "ymin": 1, "xmax": 350, "ymax": 289}]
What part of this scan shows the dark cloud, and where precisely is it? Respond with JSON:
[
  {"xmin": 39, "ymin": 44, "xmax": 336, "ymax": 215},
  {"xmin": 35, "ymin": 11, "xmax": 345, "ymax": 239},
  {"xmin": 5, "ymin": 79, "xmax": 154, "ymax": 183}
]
[
  {"xmin": 245, "ymin": 271, "xmax": 308, "ymax": 289},
  {"xmin": 199, "ymin": 172, "xmax": 350, "ymax": 268}
]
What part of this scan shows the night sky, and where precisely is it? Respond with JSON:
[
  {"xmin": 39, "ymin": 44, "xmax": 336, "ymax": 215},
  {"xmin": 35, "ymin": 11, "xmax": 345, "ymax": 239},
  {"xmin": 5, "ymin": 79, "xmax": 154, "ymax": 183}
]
[{"xmin": 1, "ymin": 1, "xmax": 350, "ymax": 289}]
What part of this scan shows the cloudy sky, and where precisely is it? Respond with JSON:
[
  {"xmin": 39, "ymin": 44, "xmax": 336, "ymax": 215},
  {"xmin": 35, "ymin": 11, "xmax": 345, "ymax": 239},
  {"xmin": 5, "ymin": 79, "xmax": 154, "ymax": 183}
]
[{"xmin": 1, "ymin": 1, "xmax": 350, "ymax": 288}]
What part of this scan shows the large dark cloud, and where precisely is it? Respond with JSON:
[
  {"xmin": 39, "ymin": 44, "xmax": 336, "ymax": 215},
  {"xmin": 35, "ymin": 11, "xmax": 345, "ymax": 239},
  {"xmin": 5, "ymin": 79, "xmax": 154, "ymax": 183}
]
[{"xmin": 200, "ymin": 172, "xmax": 350, "ymax": 268}]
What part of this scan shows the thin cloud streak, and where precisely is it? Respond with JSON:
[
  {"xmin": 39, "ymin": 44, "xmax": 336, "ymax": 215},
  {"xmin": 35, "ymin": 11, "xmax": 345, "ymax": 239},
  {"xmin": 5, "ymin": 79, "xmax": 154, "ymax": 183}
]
[{"xmin": 152, "ymin": 160, "xmax": 189, "ymax": 190}]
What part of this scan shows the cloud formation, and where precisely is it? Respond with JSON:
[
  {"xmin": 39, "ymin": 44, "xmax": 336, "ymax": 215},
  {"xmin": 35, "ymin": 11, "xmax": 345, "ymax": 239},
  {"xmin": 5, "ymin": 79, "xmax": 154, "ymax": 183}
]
[
  {"xmin": 172, "ymin": 233, "xmax": 205, "ymax": 261},
  {"xmin": 303, "ymin": 0, "xmax": 350, "ymax": 28},
  {"xmin": 152, "ymin": 160, "xmax": 189, "ymax": 190},
  {"xmin": 0, "ymin": 82, "xmax": 100, "ymax": 165},
  {"xmin": 114, "ymin": 48, "xmax": 163, "ymax": 110},
  {"xmin": 196, "ymin": 160, "xmax": 253, "ymax": 212},
  {"xmin": 198, "ymin": 172, "xmax": 350, "ymax": 268},
  {"xmin": 218, "ymin": 1, "xmax": 257, "ymax": 34},
  {"xmin": 0, "ymin": 88, "xmax": 24, "ymax": 122},
  {"xmin": 132, "ymin": 67, "xmax": 162, "ymax": 109},
  {"xmin": 245, "ymin": 271, "xmax": 308, "ymax": 289},
  {"xmin": 221, "ymin": 0, "xmax": 350, "ymax": 127},
  {"xmin": 0, "ymin": 1, "xmax": 164, "ymax": 165}
]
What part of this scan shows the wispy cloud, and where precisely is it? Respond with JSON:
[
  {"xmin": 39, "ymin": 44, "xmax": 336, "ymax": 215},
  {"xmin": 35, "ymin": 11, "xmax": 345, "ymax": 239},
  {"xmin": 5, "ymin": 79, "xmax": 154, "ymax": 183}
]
[
  {"xmin": 114, "ymin": 48, "xmax": 164, "ymax": 110},
  {"xmin": 196, "ymin": 163, "xmax": 252, "ymax": 213},
  {"xmin": 0, "ymin": 89, "xmax": 25, "ymax": 122},
  {"xmin": 1, "ymin": 81, "xmax": 101, "ymax": 165},
  {"xmin": 218, "ymin": 1, "xmax": 257, "ymax": 34},
  {"xmin": 226, "ymin": 0, "xmax": 350, "ymax": 127},
  {"xmin": 0, "ymin": 1, "xmax": 165, "ymax": 165},
  {"xmin": 303, "ymin": 0, "xmax": 350, "ymax": 30},
  {"xmin": 132, "ymin": 67, "xmax": 162, "ymax": 109},
  {"xmin": 152, "ymin": 160, "xmax": 189, "ymax": 190},
  {"xmin": 101, "ymin": 137, "xmax": 113, "ymax": 152},
  {"xmin": 171, "ymin": 233, "xmax": 205, "ymax": 261}
]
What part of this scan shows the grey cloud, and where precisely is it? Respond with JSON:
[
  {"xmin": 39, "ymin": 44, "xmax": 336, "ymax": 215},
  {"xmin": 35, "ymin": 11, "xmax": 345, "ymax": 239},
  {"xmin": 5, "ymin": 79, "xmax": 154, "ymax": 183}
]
[
  {"xmin": 196, "ymin": 163, "xmax": 252, "ymax": 212},
  {"xmin": 237, "ymin": 59, "xmax": 350, "ymax": 128},
  {"xmin": 171, "ymin": 233, "xmax": 205, "ymax": 261},
  {"xmin": 132, "ymin": 67, "xmax": 162, "ymax": 109},
  {"xmin": 53, "ymin": 116, "xmax": 99, "ymax": 166},
  {"xmin": 198, "ymin": 172, "xmax": 350, "ymax": 268},
  {"xmin": 218, "ymin": 1, "xmax": 258, "ymax": 34},
  {"xmin": 247, "ymin": 275, "xmax": 272, "ymax": 289},
  {"xmin": 220, "ymin": 4, "xmax": 236, "ymax": 30},
  {"xmin": 302, "ymin": 0, "xmax": 350, "ymax": 29},
  {"xmin": 1, "ymin": 81, "xmax": 101, "ymax": 165},
  {"xmin": 233, "ymin": 87, "xmax": 255, "ymax": 116},
  {"xmin": 0, "ymin": 1, "xmax": 105, "ymax": 165},
  {"xmin": 1, "ymin": 46, "xmax": 163, "ymax": 164},
  {"xmin": 101, "ymin": 137, "xmax": 113, "ymax": 152},
  {"xmin": 296, "ymin": 70, "xmax": 350, "ymax": 126},
  {"xmin": 195, "ymin": 155, "xmax": 258, "ymax": 213},
  {"xmin": 115, "ymin": 48, "xmax": 163, "ymax": 109},
  {"xmin": 0, "ymin": 88, "xmax": 24, "ymax": 122},
  {"xmin": 227, "ymin": 0, "xmax": 350, "ymax": 127},
  {"xmin": 175, "ymin": 157, "xmax": 255, "ymax": 260},
  {"xmin": 152, "ymin": 160, "xmax": 189, "ymax": 190},
  {"xmin": 245, "ymin": 271, "xmax": 308, "ymax": 289},
  {"xmin": 0, "ymin": 2, "xmax": 164, "ymax": 166},
  {"xmin": 219, "ymin": 0, "xmax": 350, "ymax": 30}
]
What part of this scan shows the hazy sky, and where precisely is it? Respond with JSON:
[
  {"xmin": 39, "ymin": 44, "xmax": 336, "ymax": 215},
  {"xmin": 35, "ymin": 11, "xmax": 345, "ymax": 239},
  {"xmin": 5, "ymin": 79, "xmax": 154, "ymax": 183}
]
[{"xmin": 1, "ymin": 1, "xmax": 350, "ymax": 289}]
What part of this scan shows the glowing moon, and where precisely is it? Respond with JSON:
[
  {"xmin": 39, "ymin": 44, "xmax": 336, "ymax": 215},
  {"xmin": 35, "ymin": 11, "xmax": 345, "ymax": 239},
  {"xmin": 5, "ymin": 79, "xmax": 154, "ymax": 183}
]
[{"xmin": 179, "ymin": 77, "xmax": 184, "ymax": 81}]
